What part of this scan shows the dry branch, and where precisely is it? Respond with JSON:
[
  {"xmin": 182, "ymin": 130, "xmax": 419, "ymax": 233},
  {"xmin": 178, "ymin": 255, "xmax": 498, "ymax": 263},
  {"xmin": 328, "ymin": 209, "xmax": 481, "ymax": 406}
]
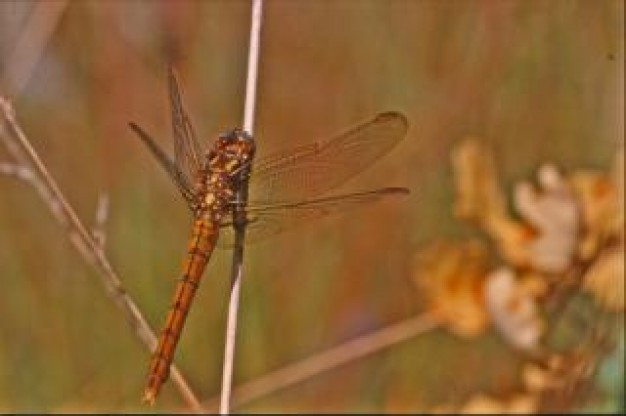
[
  {"xmin": 92, "ymin": 192, "xmax": 109, "ymax": 250},
  {"xmin": 0, "ymin": 161, "xmax": 33, "ymax": 181},
  {"xmin": 208, "ymin": 312, "xmax": 441, "ymax": 411},
  {"xmin": 0, "ymin": 96, "xmax": 203, "ymax": 412},
  {"xmin": 219, "ymin": 0, "xmax": 264, "ymax": 414}
]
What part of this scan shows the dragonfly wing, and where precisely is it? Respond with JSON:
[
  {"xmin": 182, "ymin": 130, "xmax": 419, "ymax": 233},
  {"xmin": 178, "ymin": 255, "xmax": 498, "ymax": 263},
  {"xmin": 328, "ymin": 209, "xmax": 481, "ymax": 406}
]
[
  {"xmin": 217, "ymin": 187, "xmax": 409, "ymax": 248},
  {"xmin": 128, "ymin": 122, "xmax": 197, "ymax": 207},
  {"xmin": 168, "ymin": 66, "xmax": 203, "ymax": 181},
  {"xmin": 248, "ymin": 112, "xmax": 408, "ymax": 204}
]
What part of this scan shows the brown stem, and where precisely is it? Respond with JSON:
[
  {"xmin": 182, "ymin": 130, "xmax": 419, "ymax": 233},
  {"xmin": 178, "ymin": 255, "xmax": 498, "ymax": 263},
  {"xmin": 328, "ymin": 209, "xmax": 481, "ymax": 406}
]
[
  {"xmin": 207, "ymin": 312, "xmax": 441, "ymax": 411},
  {"xmin": 0, "ymin": 97, "xmax": 203, "ymax": 412}
]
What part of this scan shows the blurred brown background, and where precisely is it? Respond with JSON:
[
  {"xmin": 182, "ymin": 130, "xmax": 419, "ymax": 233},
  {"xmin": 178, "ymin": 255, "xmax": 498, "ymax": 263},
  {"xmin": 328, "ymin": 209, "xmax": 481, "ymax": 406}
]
[{"xmin": 0, "ymin": 0, "xmax": 622, "ymax": 412}]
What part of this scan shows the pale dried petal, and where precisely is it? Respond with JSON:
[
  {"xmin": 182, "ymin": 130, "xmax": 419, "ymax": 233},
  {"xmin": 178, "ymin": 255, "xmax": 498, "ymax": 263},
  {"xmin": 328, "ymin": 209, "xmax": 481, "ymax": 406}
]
[
  {"xmin": 461, "ymin": 394, "xmax": 506, "ymax": 414},
  {"xmin": 582, "ymin": 247, "xmax": 624, "ymax": 311},
  {"xmin": 459, "ymin": 393, "xmax": 537, "ymax": 414},
  {"xmin": 614, "ymin": 148, "xmax": 624, "ymax": 239},
  {"xmin": 569, "ymin": 170, "xmax": 619, "ymax": 260},
  {"xmin": 508, "ymin": 394, "xmax": 538, "ymax": 414},
  {"xmin": 485, "ymin": 268, "xmax": 545, "ymax": 351},
  {"xmin": 522, "ymin": 362, "xmax": 564, "ymax": 392},
  {"xmin": 451, "ymin": 138, "xmax": 506, "ymax": 225},
  {"xmin": 485, "ymin": 214, "xmax": 536, "ymax": 268},
  {"xmin": 513, "ymin": 164, "xmax": 579, "ymax": 273}
]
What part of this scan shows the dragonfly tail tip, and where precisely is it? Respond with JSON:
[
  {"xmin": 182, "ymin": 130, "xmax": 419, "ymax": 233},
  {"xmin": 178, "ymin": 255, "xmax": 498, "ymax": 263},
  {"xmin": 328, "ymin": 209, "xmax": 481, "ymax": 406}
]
[{"xmin": 142, "ymin": 389, "xmax": 157, "ymax": 406}]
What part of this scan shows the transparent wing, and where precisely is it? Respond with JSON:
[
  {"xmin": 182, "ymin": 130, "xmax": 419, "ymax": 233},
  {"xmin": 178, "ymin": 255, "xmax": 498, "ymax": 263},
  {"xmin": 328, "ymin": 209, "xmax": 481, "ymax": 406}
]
[
  {"xmin": 168, "ymin": 66, "xmax": 202, "ymax": 181},
  {"xmin": 218, "ymin": 187, "xmax": 409, "ymax": 247},
  {"xmin": 128, "ymin": 122, "xmax": 197, "ymax": 206},
  {"xmin": 248, "ymin": 111, "xmax": 408, "ymax": 204}
]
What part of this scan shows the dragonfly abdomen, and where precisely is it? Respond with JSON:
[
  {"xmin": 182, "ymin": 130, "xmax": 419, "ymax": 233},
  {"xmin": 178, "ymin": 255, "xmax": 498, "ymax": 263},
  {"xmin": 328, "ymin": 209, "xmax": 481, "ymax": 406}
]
[{"xmin": 143, "ymin": 218, "xmax": 219, "ymax": 404}]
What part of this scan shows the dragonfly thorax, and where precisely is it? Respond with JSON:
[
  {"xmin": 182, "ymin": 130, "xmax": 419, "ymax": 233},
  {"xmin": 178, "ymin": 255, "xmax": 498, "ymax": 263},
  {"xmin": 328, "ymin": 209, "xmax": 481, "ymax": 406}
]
[
  {"xmin": 204, "ymin": 128, "xmax": 256, "ymax": 174},
  {"xmin": 192, "ymin": 129, "xmax": 256, "ymax": 221}
]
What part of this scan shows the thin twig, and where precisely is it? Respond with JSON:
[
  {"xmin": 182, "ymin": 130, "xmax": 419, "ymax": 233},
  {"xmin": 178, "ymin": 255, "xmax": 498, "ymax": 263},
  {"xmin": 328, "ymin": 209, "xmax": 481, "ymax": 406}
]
[
  {"xmin": 0, "ymin": 97, "xmax": 203, "ymax": 412},
  {"xmin": 0, "ymin": 161, "xmax": 33, "ymax": 181},
  {"xmin": 220, "ymin": 0, "xmax": 264, "ymax": 414},
  {"xmin": 208, "ymin": 312, "xmax": 441, "ymax": 411},
  {"xmin": 220, "ymin": 225, "xmax": 247, "ymax": 414},
  {"xmin": 1, "ymin": 0, "xmax": 68, "ymax": 96},
  {"xmin": 92, "ymin": 192, "xmax": 109, "ymax": 250},
  {"xmin": 242, "ymin": 0, "xmax": 263, "ymax": 134}
]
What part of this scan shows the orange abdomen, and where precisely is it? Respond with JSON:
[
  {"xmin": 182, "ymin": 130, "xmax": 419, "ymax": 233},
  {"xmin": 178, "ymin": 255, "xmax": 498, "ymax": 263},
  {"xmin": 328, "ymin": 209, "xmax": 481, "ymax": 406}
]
[{"xmin": 143, "ymin": 218, "xmax": 219, "ymax": 404}]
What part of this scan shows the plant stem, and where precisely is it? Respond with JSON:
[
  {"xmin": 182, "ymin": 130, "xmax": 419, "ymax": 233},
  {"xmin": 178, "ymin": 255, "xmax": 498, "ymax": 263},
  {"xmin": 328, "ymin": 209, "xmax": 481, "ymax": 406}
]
[
  {"xmin": 0, "ymin": 97, "xmax": 203, "ymax": 412},
  {"xmin": 219, "ymin": 0, "xmax": 264, "ymax": 414},
  {"xmin": 208, "ymin": 312, "xmax": 441, "ymax": 411}
]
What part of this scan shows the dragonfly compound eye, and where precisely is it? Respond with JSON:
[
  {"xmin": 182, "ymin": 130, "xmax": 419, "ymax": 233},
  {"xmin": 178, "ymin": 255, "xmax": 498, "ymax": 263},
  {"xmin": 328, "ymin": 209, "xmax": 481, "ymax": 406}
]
[{"xmin": 219, "ymin": 129, "xmax": 242, "ymax": 141}]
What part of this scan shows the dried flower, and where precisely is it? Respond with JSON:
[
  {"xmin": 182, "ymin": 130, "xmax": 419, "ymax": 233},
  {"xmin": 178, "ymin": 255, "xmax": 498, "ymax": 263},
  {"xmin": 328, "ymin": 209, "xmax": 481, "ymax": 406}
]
[
  {"xmin": 513, "ymin": 165, "xmax": 580, "ymax": 273},
  {"xmin": 582, "ymin": 247, "xmax": 624, "ymax": 311},
  {"xmin": 412, "ymin": 241, "xmax": 490, "ymax": 337},
  {"xmin": 451, "ymin": 140, "xmax": 580, "ymax": 273},
  {"xmin": 484, "ymin": 268, "xmax": 545, "ymax": 351},
  {"xmin": 569, "ymin": 170, "xmax": 620, "ymax": 261},
  {"xmin": 523, "ymin": 361, "xmax": 566, "ymax": 393},
  {"xmin": 451, "ymin": 138, "xmax": 506, "ymax": 226}
]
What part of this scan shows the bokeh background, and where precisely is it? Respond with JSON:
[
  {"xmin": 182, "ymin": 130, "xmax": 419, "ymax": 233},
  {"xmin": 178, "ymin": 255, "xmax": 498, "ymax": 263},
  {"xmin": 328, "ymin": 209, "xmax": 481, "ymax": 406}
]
[{"xmin": 0, "ymin": 0, "xmax": 623, "ymax": 412}]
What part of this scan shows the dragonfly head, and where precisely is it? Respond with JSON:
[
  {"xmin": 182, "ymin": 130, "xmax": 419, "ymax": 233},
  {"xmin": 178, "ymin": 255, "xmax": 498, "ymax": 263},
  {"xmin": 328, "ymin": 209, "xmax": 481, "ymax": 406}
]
[{"xmin": 209, "ymin": 128, "xmax": 256, "ymax": 175}]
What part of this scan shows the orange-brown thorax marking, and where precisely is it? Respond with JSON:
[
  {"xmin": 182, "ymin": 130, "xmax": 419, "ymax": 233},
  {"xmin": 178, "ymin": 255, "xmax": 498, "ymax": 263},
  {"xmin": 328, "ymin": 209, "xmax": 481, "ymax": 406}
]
[{"xmin": 143, "ymin": 130, "xmax": 255, "ymax": 404}]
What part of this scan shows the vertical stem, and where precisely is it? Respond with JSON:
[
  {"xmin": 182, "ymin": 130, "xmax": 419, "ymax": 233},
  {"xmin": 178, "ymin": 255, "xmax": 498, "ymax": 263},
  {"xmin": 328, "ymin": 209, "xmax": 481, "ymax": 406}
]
[
  {"xmin": 220, "ymin": 225, "xmax": 246, "ymax": 414},
  {"xmin": 242, "ymin": 0, "xmax": 263, "ymax": 134},
  {"xmin": 220, "ymin": 0, "xmax": 263, "ymax": 414},
  {"xmin": 205, "ymin": 313, "xmax": 442, "ymax": 411}
]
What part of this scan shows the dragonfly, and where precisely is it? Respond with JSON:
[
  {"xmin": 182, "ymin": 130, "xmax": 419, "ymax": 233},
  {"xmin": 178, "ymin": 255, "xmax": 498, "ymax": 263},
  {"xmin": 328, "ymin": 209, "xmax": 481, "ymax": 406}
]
[{"xmin": 129, "ymin": 67, "xmax": 409, "ymax": 404}]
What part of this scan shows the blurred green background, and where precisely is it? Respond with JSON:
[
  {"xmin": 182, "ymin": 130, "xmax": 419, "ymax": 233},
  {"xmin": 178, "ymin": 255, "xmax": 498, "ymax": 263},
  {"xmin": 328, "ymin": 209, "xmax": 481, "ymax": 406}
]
[{"xmin": 0, "ymin": 0, "xmax": 622, "ymax": 412}]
